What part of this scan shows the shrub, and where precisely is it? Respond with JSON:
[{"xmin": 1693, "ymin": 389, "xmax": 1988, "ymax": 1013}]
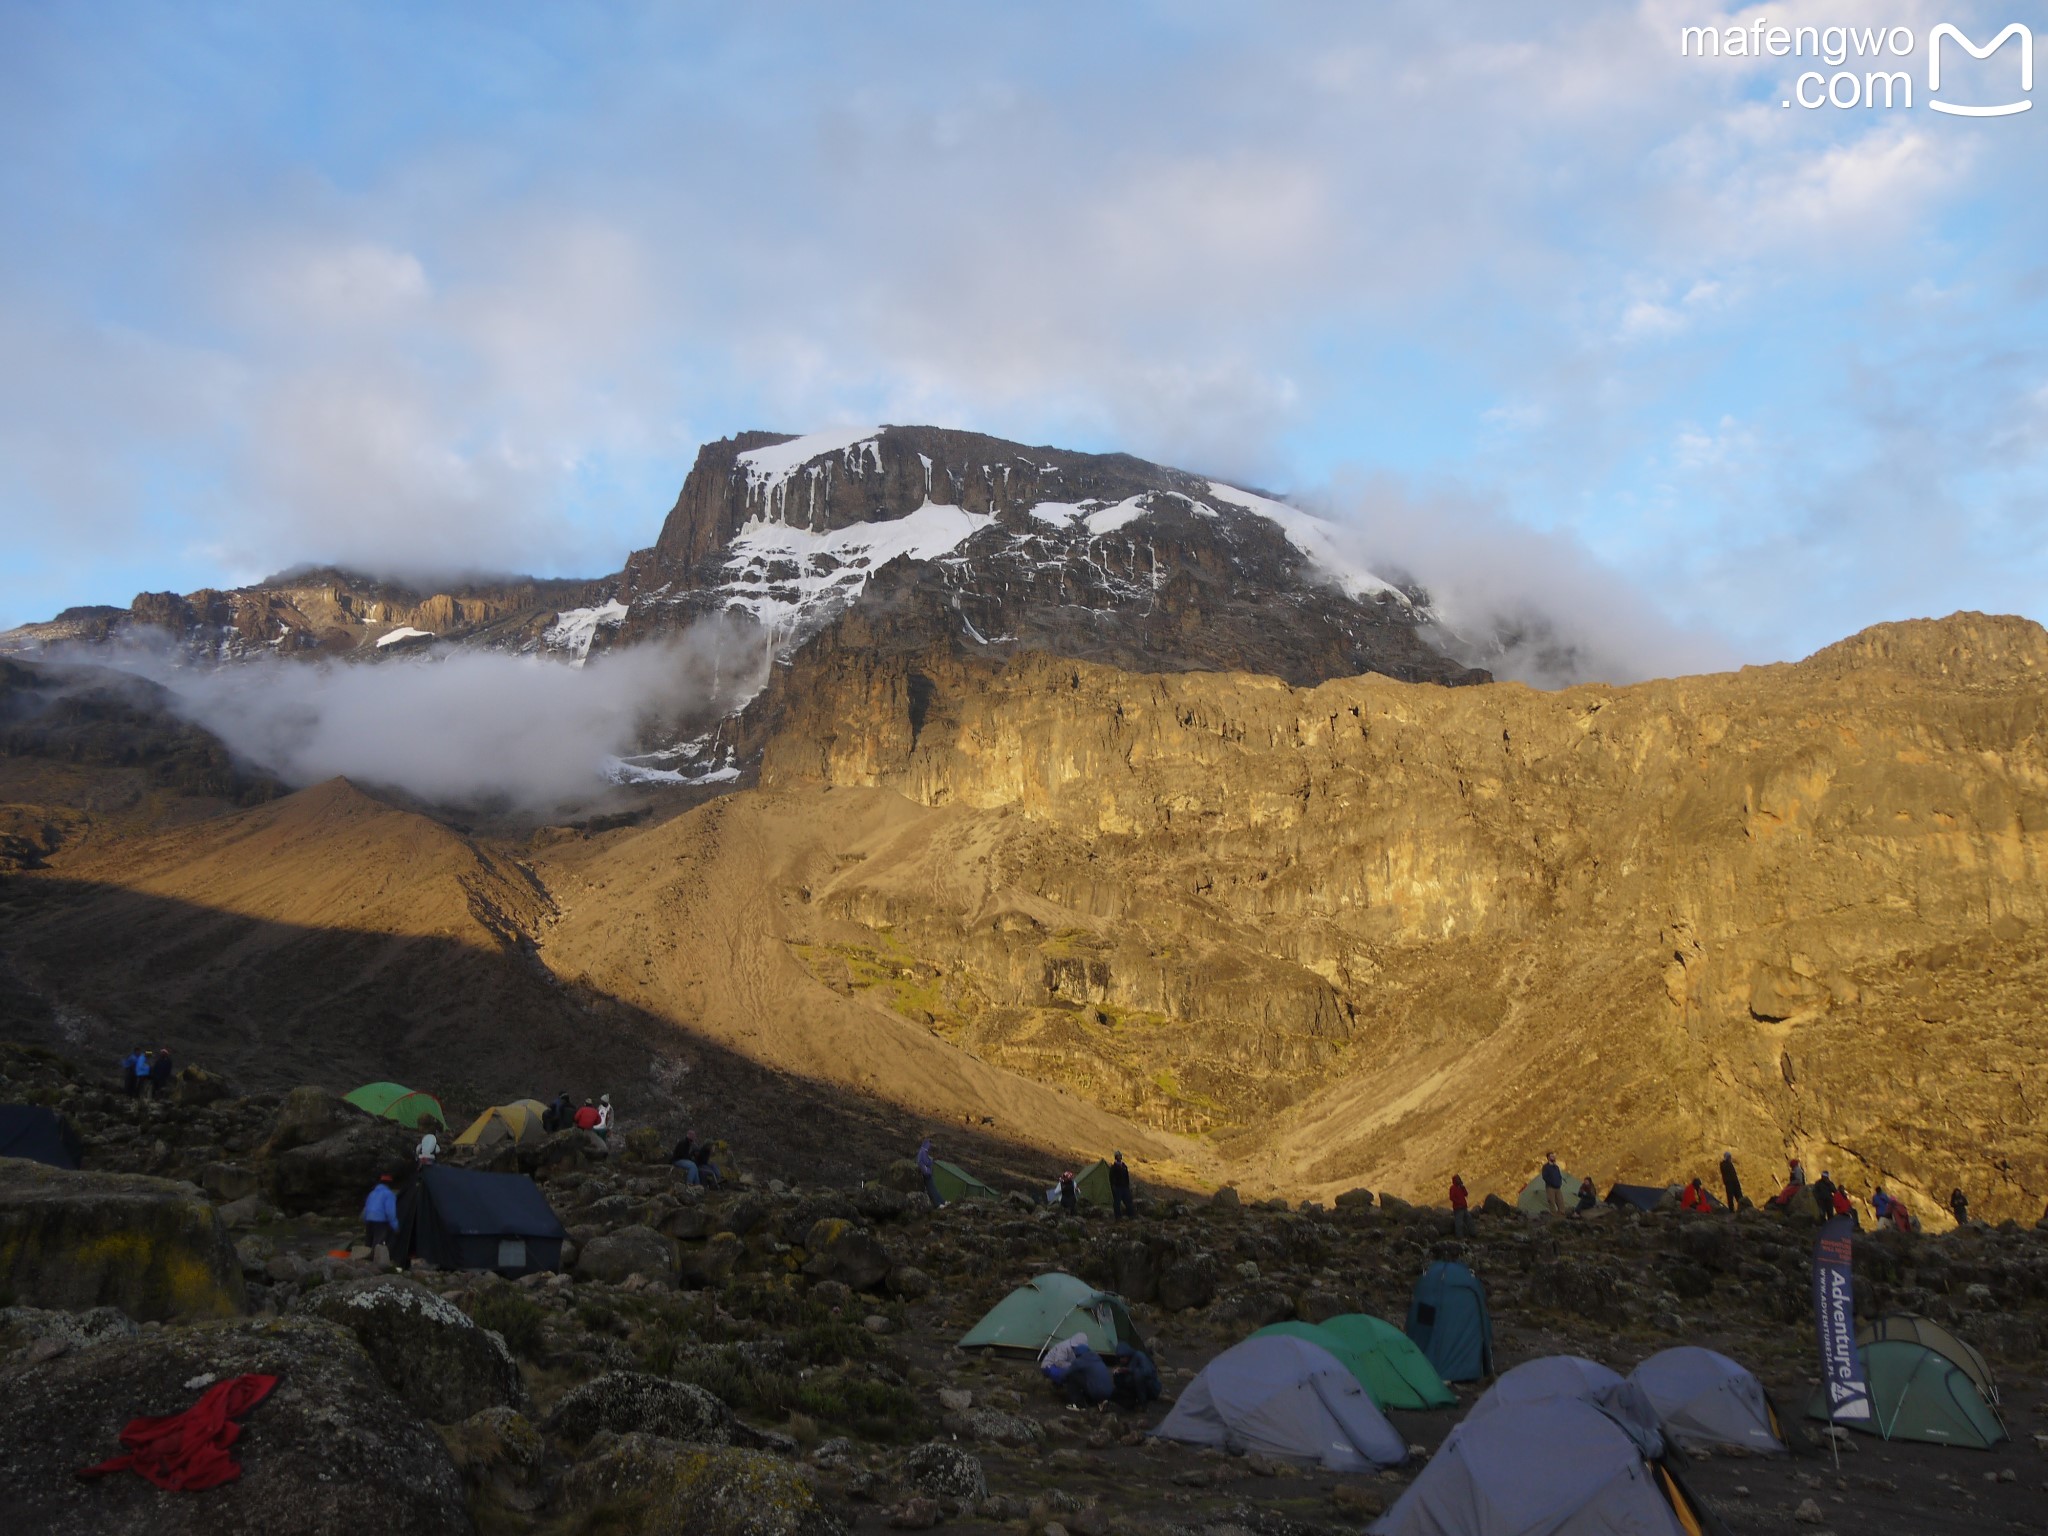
[{"xmin": 467, "ymin": 1286, "xmax": 546, "ymax": 1360}]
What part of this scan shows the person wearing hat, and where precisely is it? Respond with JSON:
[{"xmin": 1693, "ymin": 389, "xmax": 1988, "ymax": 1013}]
[
  {"xmin": 1058, "ymin": 1169, "xmax": 1080, "ymax": 1215},
  {"xmin": 917, "ymin": 1135, "xmax": 943, "ymax": 1209},
  {"xmin": 362, "ymin": 1173, "xmax": 399, "ymax": 1267},
  {"xmin": 1109, "ymin": 1151, "xmax": 1135, "ymax": 1220},
  {"xmin": 1719, "ymin": 1150, "xmax": 1744, "ymax": 1212}
]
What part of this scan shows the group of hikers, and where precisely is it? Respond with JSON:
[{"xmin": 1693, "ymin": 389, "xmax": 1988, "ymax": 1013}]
[
  {"xmin": 116, "ymin": 1045, "xmax": 176, "ymax": 1099},
  {"xmin": 1502, "ymin": 1150, "xmax": 1969, "ymax": 1231},
  {"xmin": 1039, "ymin": 1328, "xmax": 1162, "ymax": 1410},
  {"xmin": 541, "ymin": 1091, "xmax": 614, "ymax": 1139}
]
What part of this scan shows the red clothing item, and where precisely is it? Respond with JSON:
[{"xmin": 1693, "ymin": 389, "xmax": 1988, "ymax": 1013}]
[
  {"xmin": 574, "ymin": 1105, "xmax": 600, "ymax": 1130},
  {"xmin": 1679, "ymin": 1185, "xmax": 1703, "ymax": 1211},
  {"xmin": 1448, "ymin": 1180, "xmax": 1468, "ymax": 1211},
  {"xmin": 77, "ymin": 1373, "xmax": 277, "ymax": 1491}
]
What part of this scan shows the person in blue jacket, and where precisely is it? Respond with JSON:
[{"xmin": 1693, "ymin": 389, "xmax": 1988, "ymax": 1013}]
[
  {"xmin": 121, "ymin": 1046, "xmax": 146, "ymax": 1098},
  {"xmin": 362, "ymin": 1174, "xmax": 399, "ymax": 1264}
]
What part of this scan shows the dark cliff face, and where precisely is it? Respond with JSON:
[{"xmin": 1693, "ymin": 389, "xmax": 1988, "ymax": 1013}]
[{"xmin": 626, "ymin": 425, "xmax": 1488, "ymax": 690}]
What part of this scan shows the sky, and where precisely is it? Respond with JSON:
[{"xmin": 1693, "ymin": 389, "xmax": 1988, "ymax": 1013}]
[{"xmin": 1, "ymin": 1, "xmax": 2044, "ymax": 666}]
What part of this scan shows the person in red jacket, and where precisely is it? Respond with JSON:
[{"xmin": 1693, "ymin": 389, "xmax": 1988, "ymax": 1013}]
[
  {"xmin": 573, "ymin": 1099, "xmax": 600, "ymax": 1132},
  {"xmin": 1449, "ymin": 1174, "xmax": 1471, "ymax": 1238},
  {"xmin": 1679, "ymin": 1179, "xmax": 1705, "ymax": 1212}
]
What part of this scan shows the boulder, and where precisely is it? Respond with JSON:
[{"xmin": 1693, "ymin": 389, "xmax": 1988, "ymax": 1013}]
[
  {"xmin": 545, "ymin": 1371, "xmax": 740, "ymax": 1446},
  {"xmin": 0, "ymin": 1316, "xmax": 469, "ymax": 1534},
  {"xmin": 1105, "ymin": 1238, "xmax": 1159, "ymax": 1304},
  {"xmin": 300, "ymin": 1274, "xmax": 526, "ymax": 1423},
  {"xmin": 663, "ymin": 1205, "xmax": 714, "ymax": 1240},
  {"xmin": 676, "ymin": 1232, "xmax": 743, "ymax": 1290},
  {"xmin": 170, "ymin": 1066, "xmax": 237, "ymax": 1108},
  {"xmin": 886, "ymin": 1264, "xmax": 933, "ymax": 1300},
  {"xmin": 261, "ymin": 1085, "xmax": 360, "ymax": 1155},
  {"xmin": 1481, "ymin": 1193, "xmax": 1514, "ymax": 1218},
  {"xmin": 576, "ymin": 1225, "xmax": 676, "ymax": 1286},
  {"xmin": 561, "ymin": 1434, "xmax": 844, "ymax": 1536},
  {"xmin": 267, "ymin": 1121, "xmax": 413, "ymax": 1215},
  {"xmin": 1297, "ymin": 1290, "xmax": 1354, "ymax": 1324},
  {"xmin": 439, "ymin": 1405, "xmax": 547, "ymax": 1516},
  {"xmin": 200, "ymin": 1163, "xmax": 260, "ymax": 1203},
  {"xmin": 800, "ymin": 1221, "xmax": 892, "ymax": 1292},
  {"xmin": 901, "ymin": 1442, "xmax": 987, "ymax": 1501},
  {"xmin": 854, "ymin": 1184, "xmax": 909, "ymax": 1223},
  {"xmin": 0, "ymin": 1304, "xmax": 140, "ymax": 1364},
  {"xmin": 1378, "ymin": 1193, "xmax": 1415, "ymax": 1216},
  {"xmin": 1210, "ymin": 1186, "xmax": 1240, "ymax": 1209},
  {"xmin": 1333, "ymin": 1189, "xmax": 1375, "ymax": 1210},
  {"xmin": 1215, "ymin": 1288, "xmax": 1295, "ymax": 1330},
  {"xmin": 1157, "ymin": 1251, "xmax": 1220, "ymax": 1312},
  {"xmin": 0, "ymin": 1162, "xmax": 245, "ymax": 1320},
  {"xmin": 943, "ymin": 1407, "xmax": 1046, "ymax": 1447}
]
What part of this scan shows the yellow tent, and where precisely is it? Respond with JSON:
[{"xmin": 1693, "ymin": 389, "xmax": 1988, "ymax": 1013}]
[{"xmin": 452, "ymin": 1099, "xmax": 550, "ymax": 1149}]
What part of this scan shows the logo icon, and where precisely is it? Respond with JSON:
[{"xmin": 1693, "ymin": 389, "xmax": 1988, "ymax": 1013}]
[{"xmin": 1928, "ymin": 22, "xmax": 2033, "ymax": 116}]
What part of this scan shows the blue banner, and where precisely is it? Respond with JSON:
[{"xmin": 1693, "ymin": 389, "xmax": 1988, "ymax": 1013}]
[{"xmin": 1812, "ymin": 1215, "xmax": 1871, "ymax": 1423}]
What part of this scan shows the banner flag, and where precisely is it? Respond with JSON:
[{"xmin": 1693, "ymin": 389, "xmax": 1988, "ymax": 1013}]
[{"xmin": 1812, "ymin": 1214, "xmax": 1871, "ymax": 1422}]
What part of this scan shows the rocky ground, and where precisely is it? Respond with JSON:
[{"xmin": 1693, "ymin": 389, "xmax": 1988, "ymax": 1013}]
[{"xmin": 4, "ymin": 1042, "xmax": 2047, "ymax": 1536}]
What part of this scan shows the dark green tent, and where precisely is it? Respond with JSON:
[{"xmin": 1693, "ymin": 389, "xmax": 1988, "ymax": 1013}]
[
  {"xmin": 1858, "ymin": 1314, "xmax": 1998, "ymax": 1405},
  {"xmin": 344, "ymin": 1081, "xmax": 446, "ymax": 1129},
  {"xmin": 1254, "ymin": 1315, "xmax": 1456, "ymax": 1410},
  {"xmin": 1072, "ymin": 1160, "xmax": 1114, "ymax": 1206},
  {"xmin": 1806, "ymin": 1339, "xmax": 2006, "ymax": 1448},
  {"xmin": 932, "ymin": 1160, "xmax": 999, "ymax": 1203}
]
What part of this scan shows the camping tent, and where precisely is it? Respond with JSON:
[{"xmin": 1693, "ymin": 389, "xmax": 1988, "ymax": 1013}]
[
  {"xmin": 1154, "ymin": 1333, "xmax": 1406, "ymax": 1472},
  {"xmin": 0, "ymin": 1105, "xmax": 83, "ymax": 1170},
  {"xmin": 1516, "ymin": 1169, "xmax": 1590, "ymax": 1215},
  {"xmin": 1254, "ymin": 1316, "xmax": 1456, "ymax": 1411},
  {"xmin": 1072, "ymin": 1160, "xmax": 1114, "ymax": 1206},
  {"xmin": 345, "ymin": 1082, "xmax": 446, "ymax": 1129},
  {"xmin": 1370, "ymin": 1397, "xmax": 1716, "ymax": 1536},
  {"xmin": 1406, "ymin": 1261, "xmax": 1494, "ymax": 1382},
  {"xmin": 1605, "ymin": 1183, "xmax": 1675, "ymax": 1213},
  {"xmin": 1631, "ymin": 1347, "xmax": 1785, "ymax": 1455},
  {"xmin": 452, "ymin": 1100, "xmax": 550, "ymax": 1149},
  {"xmin": 958, "ymin": 1272, "xmax": 1141, "ymax": 1357},
  {"xmin": 1858, "ymin": 1315, "xmax": 1998, "ymax": 1405},
  {"xmin": 1467, "ymin": 1355, "xmax": 1664, "ymax": 1457},
  {"xmin": 932, "ymin": 1160, "xmax": 1000, "ymax": 1204},
  {"xmin": 1805, "ymin": 1339, "xmax": 2006, "ymax": 1448},
  {"xmin": 396, "ymin": 1164, "xmax": 567, "ymax": 1277}
]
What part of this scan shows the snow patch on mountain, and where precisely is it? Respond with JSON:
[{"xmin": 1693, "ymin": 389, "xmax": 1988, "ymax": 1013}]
[
  {"xmin": 718, "ymin": 498, "xmax": 995, "ymax": 638},
  {"xmin": 1205, "ymin": 481, "xmax": 1400, "ymax": 600},
  {"xmin": 375, "ymin": 626, "xmax": 435, "ymax": 648},
  {"xmin": 543, "ymin": 598, "xmax": 629, "ymax": 666},
  {"xmin": 735, "ymin": 426, "xmax": 884, "ymax": 520}
]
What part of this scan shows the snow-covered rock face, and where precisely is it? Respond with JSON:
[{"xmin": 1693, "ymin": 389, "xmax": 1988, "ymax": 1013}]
[{"xmin": 541, "ymin": 599, "xmax": 630, "ymax": 665}]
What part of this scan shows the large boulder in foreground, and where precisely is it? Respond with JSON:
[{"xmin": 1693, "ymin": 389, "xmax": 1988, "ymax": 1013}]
[
  {"xmin": 561, "ymin": 1433, "xmax": 844, "ymax": 1536},
  {"xmin": 0, "ymin": 1162, "xmax": 245, "ymax": 1320},
  {"xmin": 0, "ymin": 1316, "xmax": 470, "ymax": 1535},
  {"xmin": 544, "ymin": 1371, "xmax": 740, "ymax": 1446},
  {"xmin": 299, "ymin": 1274, "xmax": 526, "ymax": 1423}
]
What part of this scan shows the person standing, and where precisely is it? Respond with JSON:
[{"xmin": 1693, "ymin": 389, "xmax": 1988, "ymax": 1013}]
[
  {"xmin": 595, "ymin": 1093, "xmax": 614, "ymax": 1142},
  {"xmin": 148, "ymin": 1046, "xmax": 174, "ymax": 1100},
  {"xmin": 1109, "ymin": 1151, "xmax": 1135, "ymax": 1220},
  {"xmin": 917, "ymin": 1135, "xmax": 944, "ymax": 1210},
  {"xmin": 415, "ymin": 1129, "xmax": 439, "ymax": 1166},
  {"xmin": 1450, "ymin": 1173, "xmax": 1471, "ymax": 1237},
  {"xmin": 1058, "ymin": 1170, "xmax": 1080, "ymax": 1216},
  {"xmin": 1541, "ymin": 1152, "xmax": 1565, "ymax": 1215},
  {"xmin": 1787, "ymin": 1157, "xmax": 1807, "ymax": 1188},
  {"xmin": 362, "ymin": 1174, "xmax": 399, "ymax": 1267},
  {"xmin": 1950, "ymin": 1187, "xmax": 1969, "ymax": 1226},
  {"xmin": 121, "ymin": 1045, "xmax": 145, "ymax": 1098},
  {"xmin": 1719, "ymin": 1151, "xmax": 1744, "ymax": 1212},
  {"xmin": 1813, "ymin": 1169, "xmax": 1837, "ymax": 1215}
]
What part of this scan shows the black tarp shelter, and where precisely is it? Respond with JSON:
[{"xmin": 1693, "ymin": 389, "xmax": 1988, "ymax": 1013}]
[
  {"xmin": 0, "ymin": 1105, "xmax": 84, "ymax": 1170},
  {"xmin": 396, "ymin": 1163, "xmax": 566, "ymax": 1277}
]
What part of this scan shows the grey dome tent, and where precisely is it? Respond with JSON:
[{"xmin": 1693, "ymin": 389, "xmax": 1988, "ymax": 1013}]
[
  {"xmin": 0, "ymin": 1105, "xmax": 83, "ymax": 1170},
  {"xmin": 1467, "ymin": 1355, "xmax": 1664, "ymax": 1457},
  {"xmin": 1153, "ymin": 1333, "xmax": 1406, "ymax": 1472},
  {"xmin": 1631, "ymin": 1346, "xmax": 1785, "ymax": 1455},
  {"xmin": 1405, "ymin": 1260, "xmax": 1494, "ymax": 1382},
  {"xmin": 397, "ymin": 1163, "xmax": 567, "ymax": 1278},
  {"xmin": 1370, "ymin": 1397, "xmax": 1719, "ymax": 1536}
]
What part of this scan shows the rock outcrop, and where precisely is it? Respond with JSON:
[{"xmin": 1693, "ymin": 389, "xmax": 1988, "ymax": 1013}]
[
  {"xmin": 0, "ymin": 1316, "xmax": 470, "ymax": 1535},
  {"xmin": 299, "ymin": 1274, "xmax": 526, "ymax": 1423},
  {"xmin": 0, "ymin": 1163, "xmax": 246, "ymax": 1320}
]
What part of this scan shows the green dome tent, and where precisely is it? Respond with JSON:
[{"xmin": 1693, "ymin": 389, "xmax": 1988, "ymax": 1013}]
[
  {"xmin": 1858, "ymin": 1314, "xmax": 1998, "ymax": 1405},
  {"xmin": 344, "ymin": 1081, "xmax": 447, "ymax": 1129},
  {"xmin": 1806, "ymin": 1339, "xmax": 2006, "ymax": 1448},
  {"xmin": 1253, "ymin": 1315, "xmax": 1456, "ymax": 1410},
  {"xmin": 932, "ymin": 1160, "xmax": 999, "ymax": 1204},
  {"xmin": 1072, "ymin": 1160, "xmax": 1115, "ymax": 1206},
  {"xmin": 958, "ymin": 1272, "xmax": 1141, "ymax": 1357},
  {"xmin": 1517, "ymin": 1169, "xmax": 1590, "ymax": 1215}
]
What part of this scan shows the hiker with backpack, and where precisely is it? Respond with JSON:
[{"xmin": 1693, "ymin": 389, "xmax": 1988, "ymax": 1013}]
[{"xmin": 362, "ymin": 1173, "xmax": 399, "ymax": 1267}]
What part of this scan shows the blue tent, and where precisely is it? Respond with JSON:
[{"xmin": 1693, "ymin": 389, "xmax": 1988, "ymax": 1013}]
[
  {"xmin": 1370, "ymin": 1398, "xmax": 1713, "ymax": 1536},
  {"xmin": 0, "ymin": 1105, "xmax": 83, "ymax": 1170},
  {"xmin": 1153, "ymin": 1333, "xmax": 1407, "ymax": 1472},
  {"xmin": 396, "ymin": 1164, "xmax": 567, "ymax": 1277},
  {"xmin": 1467, "ymin": 1355, "xmax": 1665, "ymax": 1457},
  {"xmin": 1406, "ymin": 1260, "xmax": 1494, "ymax": 1383}
]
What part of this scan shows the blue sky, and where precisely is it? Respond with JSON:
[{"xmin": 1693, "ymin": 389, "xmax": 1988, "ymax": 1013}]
[{"xmin": 2, "ymin": 1, "xmax": 2044, "ymax": 669}]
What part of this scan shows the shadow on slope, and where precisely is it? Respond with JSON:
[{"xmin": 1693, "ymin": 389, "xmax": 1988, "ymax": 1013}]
[{"xmin": 0, "ymin": 871, "xmax": 1099, "ymax": 1193}]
